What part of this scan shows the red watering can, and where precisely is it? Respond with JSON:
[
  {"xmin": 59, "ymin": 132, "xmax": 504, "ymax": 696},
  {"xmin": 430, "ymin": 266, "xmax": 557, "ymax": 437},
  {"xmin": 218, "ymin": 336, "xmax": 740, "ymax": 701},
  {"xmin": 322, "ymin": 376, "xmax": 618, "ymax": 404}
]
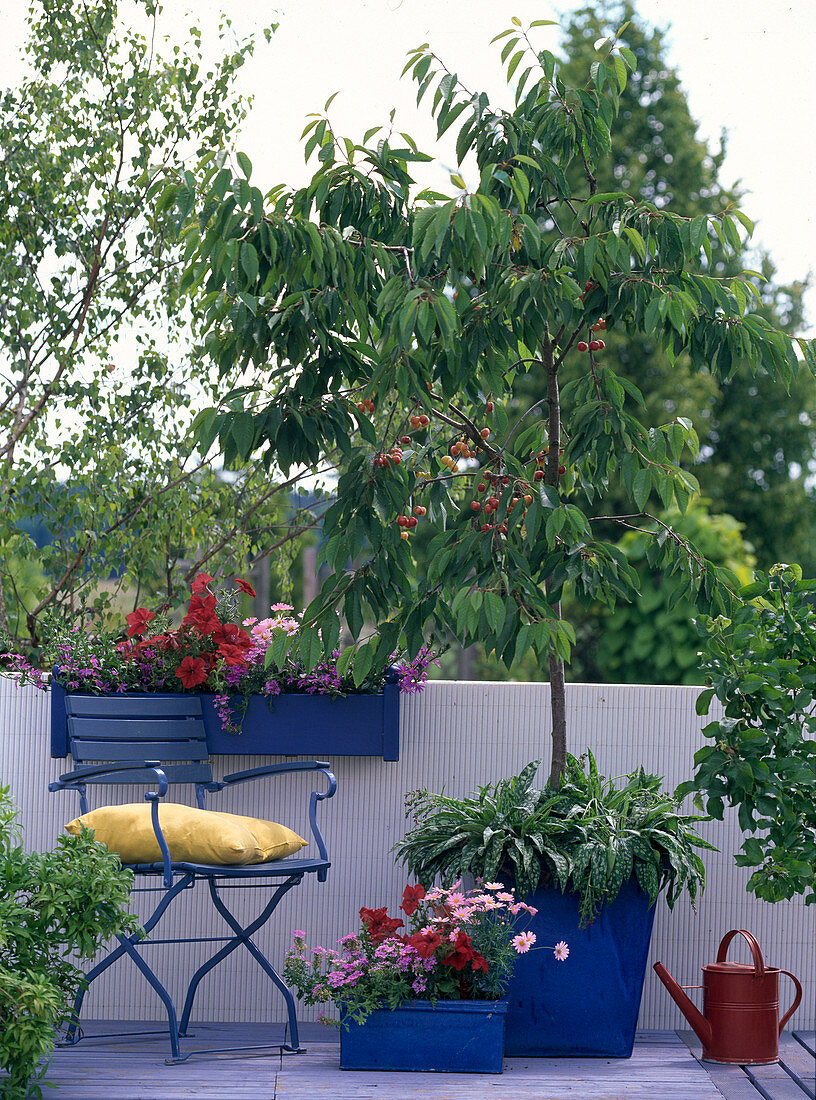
[{"xmin": 654, "ymin": 929, "xmax": 802, "ymax": 1064}]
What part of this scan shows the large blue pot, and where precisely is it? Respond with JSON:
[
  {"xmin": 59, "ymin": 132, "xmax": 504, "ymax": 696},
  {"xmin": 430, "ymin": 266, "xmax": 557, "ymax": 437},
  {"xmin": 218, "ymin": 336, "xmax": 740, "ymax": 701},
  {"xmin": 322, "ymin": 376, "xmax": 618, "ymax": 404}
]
[
  {"xmin": 340, "ymin": 1000, "xmax": 507, "ymax": 1073},
  {"xmin": 50, "ymin": 682, "xmax": 399, "ymax": 760},
  {"xmin": 504, "ymin": 878, "xmax": 656, "ymax": 1057}
]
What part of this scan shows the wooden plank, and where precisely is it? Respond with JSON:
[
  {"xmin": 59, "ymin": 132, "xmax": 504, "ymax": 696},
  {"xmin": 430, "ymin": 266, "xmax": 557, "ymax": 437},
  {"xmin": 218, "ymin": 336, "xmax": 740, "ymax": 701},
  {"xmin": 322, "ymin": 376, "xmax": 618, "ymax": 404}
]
[
  {"xmin": 795, "ymin": 1034, "xmax": 816, "ymax": 1058},
  {"xmin": 745, "ymin": 1065, "xmax": 812, "ymax": 1099},
  {"xmin": 5, "ymin": 1026, "xmax": 729, "ymax": 1100},
  {"xmin": 67, "ymin": 696, "xmax": 203, "ymax": 717},
  {"xmin": 71, "ymin": 737, "xmax": 207, "ymax": 760}
]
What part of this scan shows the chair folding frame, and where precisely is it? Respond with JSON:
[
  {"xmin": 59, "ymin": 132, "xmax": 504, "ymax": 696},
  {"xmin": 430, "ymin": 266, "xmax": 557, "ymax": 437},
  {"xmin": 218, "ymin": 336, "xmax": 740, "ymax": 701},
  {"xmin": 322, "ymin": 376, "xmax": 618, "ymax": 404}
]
[{"xmin": 49, "ymin": 694, "xmax": 337, "ymax": 1063}]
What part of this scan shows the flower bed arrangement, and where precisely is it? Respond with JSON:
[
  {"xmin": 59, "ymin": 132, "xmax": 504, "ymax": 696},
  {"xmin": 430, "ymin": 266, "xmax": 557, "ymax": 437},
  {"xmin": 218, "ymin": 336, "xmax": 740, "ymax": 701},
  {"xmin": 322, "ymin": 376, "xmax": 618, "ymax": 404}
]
[
  {"xmin": 6, "ymin": 575, "xmax": 433, "ymax": 751},
  {"xmin": 284, "ymin": 881, "xmax": 567, "ymax": 1025}
]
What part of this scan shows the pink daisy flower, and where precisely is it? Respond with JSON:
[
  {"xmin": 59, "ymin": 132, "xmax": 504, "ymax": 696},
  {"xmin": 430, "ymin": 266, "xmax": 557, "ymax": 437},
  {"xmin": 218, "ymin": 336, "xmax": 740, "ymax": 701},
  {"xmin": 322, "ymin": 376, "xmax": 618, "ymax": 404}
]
[
  {"xmin": 554, "ymin": 941, "xmax": 570, "ymax": 961},
  {"xmin": 512, "ymin": 931, "xmax": 537, "ymax": 954}
]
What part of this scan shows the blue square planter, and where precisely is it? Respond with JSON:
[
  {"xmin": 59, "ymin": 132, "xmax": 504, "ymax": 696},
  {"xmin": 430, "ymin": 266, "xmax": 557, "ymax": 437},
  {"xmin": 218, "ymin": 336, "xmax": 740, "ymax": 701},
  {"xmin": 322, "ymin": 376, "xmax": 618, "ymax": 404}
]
[
  {"xmin": 340, "ymin": 1000, "xmax": 507, "ymax": 1073},
  {"xmin": 49, "ymin": 682, "xmax": 399, "ymax": 760},
  {"xmin": 504, "ymin": 878, "xmax": 656, "ymax": 1057}
]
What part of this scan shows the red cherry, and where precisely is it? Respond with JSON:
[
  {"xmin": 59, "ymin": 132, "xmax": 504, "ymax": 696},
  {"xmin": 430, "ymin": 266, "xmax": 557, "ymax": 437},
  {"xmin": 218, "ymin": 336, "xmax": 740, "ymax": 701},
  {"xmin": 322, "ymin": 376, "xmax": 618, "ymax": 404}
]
[
  {"xmin": 499, "ymin": 523, "xmax": 508, "ymax": 535},
  {"xmin": 589, "ymin": 340, "xmax": 601, "ymax": 351},
  {"xmin": 558, "ymin": 465, "xmax": 566, "ymax": 476},
  {"xmin": 596, "ymin": 339, "xmax": 605, "ymax": 349},
  {"xmin": 477, "ymin": 482, "xmax": 486, "ymax": 494},
  {"xmin": 471, "ymin": 501, "xmax": 481, "ymax": 512},
  {"xmin": 480, "ymin": 427, "xmax": 490, "ymax": 440},
  {"xmin": 486, "ymin": 401, "xmax": 494, "ymax": 412},
  {"xmin": 577, "ymin": 341, "xmax": 589, "ymax": 352},
  {"xmin": 419, "ymin": 414, "xmax": 430, "ymax": 426},
  {"xmin": 534, "ymin": 470, "xmax": 543, "ymax": 481},
  {"xmin": 414, "ymin": 506, "xmax": 426, "ymax": 517},
  {"xmin": 480, "ymin": 523, "xmax": 492, "ymax": 533},
  {"xmin": 408, "ymin": 516, "xmax": 418, "ymax": 528},
  {"xmin": 401, "ymin": 435, "xmax": 412, "ymax": 444}
]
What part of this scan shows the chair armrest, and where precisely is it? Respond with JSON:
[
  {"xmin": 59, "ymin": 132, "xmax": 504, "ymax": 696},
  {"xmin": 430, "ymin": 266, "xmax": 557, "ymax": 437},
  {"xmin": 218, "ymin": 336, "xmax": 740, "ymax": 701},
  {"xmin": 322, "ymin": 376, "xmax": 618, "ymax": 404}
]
[
  {"xmin": 50, "ymin": 760, "xmax": 169, "ymax": 797},
  {"xmin": 49, "ymin": 761, "xmax": 174, "ymax": 887},
  {"xmin": 212, "ymin": 760, "xmax": 336, "ymax": 792},
  {"xmin": 209, "ymin": 761, "xmax": 337, "ymax": 881}
]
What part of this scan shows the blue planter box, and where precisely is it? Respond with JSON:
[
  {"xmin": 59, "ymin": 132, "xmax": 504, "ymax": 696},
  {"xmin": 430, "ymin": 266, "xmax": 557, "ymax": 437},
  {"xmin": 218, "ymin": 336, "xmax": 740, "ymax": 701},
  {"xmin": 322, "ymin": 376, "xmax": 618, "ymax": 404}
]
[
  {"xmin": 50, "ymin": 681, "xmax": 399, "ymax": 760},
  {"xmin": 340, "ymin": 1000, "xmax": 507, "ymax": 1073},
  {"xmin": 504, "ymin": 878, "xmax": 656, "ymax": 1057}
]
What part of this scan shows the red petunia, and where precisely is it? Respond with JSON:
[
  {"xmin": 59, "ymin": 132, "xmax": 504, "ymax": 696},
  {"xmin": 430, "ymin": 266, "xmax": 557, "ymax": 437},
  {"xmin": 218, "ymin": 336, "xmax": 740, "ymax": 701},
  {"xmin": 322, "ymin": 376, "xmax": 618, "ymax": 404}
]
[
  {"xmin": 126, "ymin": 608, "xmax": 156, "ymax": 638},
  {"xmin": 235, "ymin": 578, "xmax": 256, "ymax": 597},
  {"xmin": 470, "ymin": 951, "xmax": 489, "ymax": 973},
  {"xmin": 218, "ymin": 643, "xmax": 250, "ymax": 668},
  {"xmin": 406, "ymin": 931, "xmax": 442, "ymax": 959},
  {"xmin": 440, "ymin": 931, "xmax": 476, "ymax": 972},
  {"xmin": 359, "ymin": 906, "xmax": 405, "ymax": 945},
  {"xmin": 400, "ymin": 883, "xmax": 426, "ymax": 916},
  {"xmin": 175, "ymin": 656, "xmax": 208, "ymax": 689},
  {"xmin": 191, "ymin": 574, "xmax": 214, "ymax": 595},
  {"xmin": 183, "ymin": 593, "xmax": 219, "ymax": 635}
]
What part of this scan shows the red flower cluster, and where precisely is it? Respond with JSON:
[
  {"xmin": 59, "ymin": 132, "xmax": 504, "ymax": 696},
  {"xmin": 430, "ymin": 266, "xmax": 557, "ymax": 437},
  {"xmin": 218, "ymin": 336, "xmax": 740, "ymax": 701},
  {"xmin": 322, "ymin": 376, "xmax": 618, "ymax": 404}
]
[
  {"xmin": 121, "ymin": 575, "xmax": 257, "ymax": 692},
  {"xmin": 359, "ymin": 906, "xmax": 405, "ymax": 944},
  {"xmin": 441, "ymin": 931, "xmax": 488, "ymax": 973},
  {"xmin": 400, "ymin": 883, "xmax": 425, "ymax": 915}
]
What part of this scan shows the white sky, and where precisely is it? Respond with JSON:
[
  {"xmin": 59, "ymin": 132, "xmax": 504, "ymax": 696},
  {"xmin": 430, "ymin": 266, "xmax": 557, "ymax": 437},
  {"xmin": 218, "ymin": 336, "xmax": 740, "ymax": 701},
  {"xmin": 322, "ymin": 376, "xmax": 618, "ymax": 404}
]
[{"xmin": 1, "ymin": 0, "xmax": 814, "ymax": 334}]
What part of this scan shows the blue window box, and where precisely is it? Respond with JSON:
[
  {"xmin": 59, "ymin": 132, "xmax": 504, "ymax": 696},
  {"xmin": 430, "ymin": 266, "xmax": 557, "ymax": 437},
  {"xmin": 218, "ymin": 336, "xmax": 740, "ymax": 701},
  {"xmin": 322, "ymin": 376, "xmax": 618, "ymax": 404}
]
[
  {"xmin": 50, "ymin": 681, "xmax": 399, "ymax": 760},
  {"xmin": 340, "ymin": 1000, "xmax": 507, "ymax": 1073}
]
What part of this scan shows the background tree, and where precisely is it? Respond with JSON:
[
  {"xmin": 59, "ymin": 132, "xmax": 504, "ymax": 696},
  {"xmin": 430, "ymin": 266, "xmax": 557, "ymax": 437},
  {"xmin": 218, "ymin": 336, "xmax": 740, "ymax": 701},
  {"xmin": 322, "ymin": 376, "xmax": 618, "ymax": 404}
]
[
  {"xmin": 558, "ymin": 4, "xmax": 815, "ymax": 572},
  {"xmin": 179, "ymin": 16, "xmax": 813, "ymax": 784},
  {"xmin": 0, "ymin": 0, "xmax": 300, "ymax": 653}
]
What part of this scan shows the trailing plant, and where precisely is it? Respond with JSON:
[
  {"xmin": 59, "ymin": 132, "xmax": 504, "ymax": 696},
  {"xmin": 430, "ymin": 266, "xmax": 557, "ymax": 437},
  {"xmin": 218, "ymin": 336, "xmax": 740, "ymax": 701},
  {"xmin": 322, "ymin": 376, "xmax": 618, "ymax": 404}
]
[
  {"xmin": 395, "ymin": 755, "xmax": 713, "ymax": 925},
  {"xmin": 678, "ymin": 564, "xmax": 816, "ymax": 904},
  {"xmin": 3, "ymin": 574, "xmax": 433, "ymax": 733},
  {"xmin": 283, "ymin": 881, "xmax": 567, "ymax": 1027},
  {"xmin": 0, "ymin": 785, "xmax": 137, "ymax": 1099}
]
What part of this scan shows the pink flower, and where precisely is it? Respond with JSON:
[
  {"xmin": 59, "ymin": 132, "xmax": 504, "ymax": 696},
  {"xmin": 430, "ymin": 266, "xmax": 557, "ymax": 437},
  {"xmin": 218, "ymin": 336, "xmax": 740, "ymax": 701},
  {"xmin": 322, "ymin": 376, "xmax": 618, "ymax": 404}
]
[
  {"xmin": 554, "ymin": 941, "xmax": 570, "ymax": 961},
  {"xmin": 292, "ymin": 930, "xmax": 306, "ymax": 939},
  {"xmin": 512, "ymin": 931, "xmax": 537, "ymax": 954},
  {"xmin": 271, "ymin": 602, "xmax": 295, "ymax": 612},
  {"xmin": 484, "ymin": 882, "xmax": 504, "ymax": 891}
]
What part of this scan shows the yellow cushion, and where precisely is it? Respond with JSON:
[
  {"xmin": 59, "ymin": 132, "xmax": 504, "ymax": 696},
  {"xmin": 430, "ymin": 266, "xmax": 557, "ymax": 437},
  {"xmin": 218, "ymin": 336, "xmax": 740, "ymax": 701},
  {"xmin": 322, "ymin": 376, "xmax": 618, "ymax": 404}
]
[{"xmin": 65, "ymin": 803, "xmax": 307, "ymax": 866}]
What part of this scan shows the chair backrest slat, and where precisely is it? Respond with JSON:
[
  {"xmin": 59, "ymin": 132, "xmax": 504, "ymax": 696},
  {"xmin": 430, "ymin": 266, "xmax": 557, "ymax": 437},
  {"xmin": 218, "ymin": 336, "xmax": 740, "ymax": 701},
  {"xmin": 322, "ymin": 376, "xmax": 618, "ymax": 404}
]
[
  {"xmin": 66, "ymin": 695, "xmax": 203, "ymax": 718},
  {"xmin": 70, "ymin": 738, "xmax": 207, "ymax": 763},
  {"xmin": 73, "ymin": 763, "xmax": 212, "ymax": 786},
  {"xmin": 67, "ymin": 717, "xmax": 206, "ymax": 741}
]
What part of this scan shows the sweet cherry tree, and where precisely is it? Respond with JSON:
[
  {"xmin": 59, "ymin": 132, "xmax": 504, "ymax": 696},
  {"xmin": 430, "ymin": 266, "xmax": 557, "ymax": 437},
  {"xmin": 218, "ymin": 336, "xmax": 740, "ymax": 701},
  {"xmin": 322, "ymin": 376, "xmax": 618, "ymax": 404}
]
[{"xmin": 175, "ymin": 17, "xmax": 813, "ymax": 784}]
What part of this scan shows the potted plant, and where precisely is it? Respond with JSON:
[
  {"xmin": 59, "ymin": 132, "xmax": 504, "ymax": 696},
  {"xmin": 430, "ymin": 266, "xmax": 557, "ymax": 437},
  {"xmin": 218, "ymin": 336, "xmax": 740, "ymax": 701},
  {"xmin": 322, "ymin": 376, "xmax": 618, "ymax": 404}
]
[
  {"xmin": 283, "ymin": 881, "xmax": 569, "ymax": 1073},
  {"xmin": 0, "ymin": 784, "xmax": 137, "ymax": 1099},
  {"xmin": 394, "ymin": 754, "xmax": 714, "ymax": 1057},
  {"xmin": 8, "ymin": 574, "xmax": 434, "ymax": 761}
]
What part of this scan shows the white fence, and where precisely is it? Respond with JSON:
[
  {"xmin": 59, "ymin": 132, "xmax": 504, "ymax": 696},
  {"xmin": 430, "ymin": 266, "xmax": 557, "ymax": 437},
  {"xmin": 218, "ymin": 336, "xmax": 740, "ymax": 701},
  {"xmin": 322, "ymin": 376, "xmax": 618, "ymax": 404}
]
[{"xmin": 1, "ymin": 678, "xmax": 813, "ymax": 1029}]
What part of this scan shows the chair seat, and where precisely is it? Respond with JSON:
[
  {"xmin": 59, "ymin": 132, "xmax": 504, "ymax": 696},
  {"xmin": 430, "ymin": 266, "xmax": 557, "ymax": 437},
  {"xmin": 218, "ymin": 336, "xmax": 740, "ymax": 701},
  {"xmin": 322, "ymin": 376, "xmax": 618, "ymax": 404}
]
[{"xmin": 126, "ymin": 857, "xmax": 331, "ymax": 877}]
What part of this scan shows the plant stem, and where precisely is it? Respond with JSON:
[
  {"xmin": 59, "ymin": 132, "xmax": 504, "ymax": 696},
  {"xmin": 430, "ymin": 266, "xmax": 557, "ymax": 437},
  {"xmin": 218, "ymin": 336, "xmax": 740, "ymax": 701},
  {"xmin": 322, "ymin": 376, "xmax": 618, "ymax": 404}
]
[{"xmin": 542, "ymin": 328, "xmax": 567, "ymax": 787}]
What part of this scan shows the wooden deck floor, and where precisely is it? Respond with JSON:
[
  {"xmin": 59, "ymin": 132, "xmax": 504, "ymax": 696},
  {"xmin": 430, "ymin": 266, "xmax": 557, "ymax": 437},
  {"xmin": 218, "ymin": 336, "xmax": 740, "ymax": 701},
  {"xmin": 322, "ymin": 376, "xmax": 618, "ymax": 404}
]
[{"xmin": 9, "ymin": 1024, "xmax": 815, "ymax": 1099}]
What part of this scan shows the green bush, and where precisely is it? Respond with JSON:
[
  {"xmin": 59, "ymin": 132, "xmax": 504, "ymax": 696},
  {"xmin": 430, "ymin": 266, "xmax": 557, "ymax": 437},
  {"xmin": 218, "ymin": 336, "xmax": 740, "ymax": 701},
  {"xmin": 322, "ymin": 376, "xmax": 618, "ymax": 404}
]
[
  {"xmin": 0, "ymin": 786, "xmax": 138, "ymax": 1098},
  {"xmin": 679, "ymin": 565, "xmax": 816, "ymax": 903}
]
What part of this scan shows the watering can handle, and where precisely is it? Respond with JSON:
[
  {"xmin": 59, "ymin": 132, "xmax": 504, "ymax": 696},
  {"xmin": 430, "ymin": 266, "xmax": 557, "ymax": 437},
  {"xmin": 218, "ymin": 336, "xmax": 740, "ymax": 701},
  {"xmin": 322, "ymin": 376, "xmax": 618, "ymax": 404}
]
[
  {"xmin": 778, "ymin": 970, "xmax": 803, "ymax": 1033},
  {"xmin": 716, "ymin": 929, "xmax": 765, "ymax": 975}
]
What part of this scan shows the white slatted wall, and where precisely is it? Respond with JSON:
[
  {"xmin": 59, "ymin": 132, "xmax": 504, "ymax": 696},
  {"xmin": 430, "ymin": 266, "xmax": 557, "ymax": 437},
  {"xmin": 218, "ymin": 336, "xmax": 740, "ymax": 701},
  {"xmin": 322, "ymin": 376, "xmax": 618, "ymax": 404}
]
[{"xmin": 1, "ymin": 678, "xmax": 813, "ymax": 1029}]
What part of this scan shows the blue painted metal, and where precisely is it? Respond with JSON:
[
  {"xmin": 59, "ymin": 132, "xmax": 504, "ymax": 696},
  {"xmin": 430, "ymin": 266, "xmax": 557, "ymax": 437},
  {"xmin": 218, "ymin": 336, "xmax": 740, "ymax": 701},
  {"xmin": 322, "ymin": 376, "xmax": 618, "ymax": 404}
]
[
  {"xmin": 49, "ymin": 698, "xmax": 338, "ymax": 1063},
  {"xmin": 50, "ymin": 680, "xmax": 400, "ymax": 761},
  {"xmin": 339, "ymin": 1000, "xmax": 508, "ymax": 1073},
  {"xmin": 504, "ymin": 878, "xmax": 657, "ymax": 1057}
]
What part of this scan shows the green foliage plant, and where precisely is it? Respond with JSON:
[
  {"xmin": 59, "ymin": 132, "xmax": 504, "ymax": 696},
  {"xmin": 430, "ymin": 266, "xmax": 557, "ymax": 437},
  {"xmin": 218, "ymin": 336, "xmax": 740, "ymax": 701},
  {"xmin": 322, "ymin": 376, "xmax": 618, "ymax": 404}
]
[
  {"xmin": 178, "ymin": 15, "xmax": 816, "ymax": 785},
  {"xmin": 679, "ymin": 565, "xmax": 816, "ymax": 904},
  {"xmin": 394, "ymin": 755, "xmax": 713, "ymax": 926},
  {"xmin": 0, "ymin": 785, "xmax": 138, "ymax": 1099}
]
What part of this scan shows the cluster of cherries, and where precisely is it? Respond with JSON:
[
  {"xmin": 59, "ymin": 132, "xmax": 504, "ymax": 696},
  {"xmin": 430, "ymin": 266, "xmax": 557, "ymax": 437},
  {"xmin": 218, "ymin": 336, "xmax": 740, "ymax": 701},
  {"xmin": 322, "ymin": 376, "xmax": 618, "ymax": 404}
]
[
  {"xmin": 576, "ymin": 317, "xmax": 607, "ymax": 354},
  {"xmin": 396, "ymin": 505, "xmax": 427, "ymax": 540},
  {"xmin": 356, "ymin": 397, "xmax": 376, "ymax": 414}
]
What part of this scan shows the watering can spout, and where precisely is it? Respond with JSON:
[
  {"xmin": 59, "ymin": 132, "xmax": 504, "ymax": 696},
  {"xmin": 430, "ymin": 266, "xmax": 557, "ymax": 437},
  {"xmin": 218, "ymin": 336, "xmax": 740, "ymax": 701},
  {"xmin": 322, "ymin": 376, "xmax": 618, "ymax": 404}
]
[{"xmin": 653, "ymin": 962, "xmax": 712, "ymax": 1048}]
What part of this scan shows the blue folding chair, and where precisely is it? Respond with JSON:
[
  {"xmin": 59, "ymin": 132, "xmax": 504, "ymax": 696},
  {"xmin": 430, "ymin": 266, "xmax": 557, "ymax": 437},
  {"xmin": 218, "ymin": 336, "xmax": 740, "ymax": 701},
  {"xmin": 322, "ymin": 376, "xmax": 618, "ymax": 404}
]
[{"xmin": 48, "ymin": 694, "xmax": 336, "ymax": 1063}]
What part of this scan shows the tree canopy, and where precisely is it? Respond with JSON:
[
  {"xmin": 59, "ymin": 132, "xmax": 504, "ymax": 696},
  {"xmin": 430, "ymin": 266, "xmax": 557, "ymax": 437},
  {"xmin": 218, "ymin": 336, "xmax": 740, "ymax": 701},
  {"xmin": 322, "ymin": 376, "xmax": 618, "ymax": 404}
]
[{"xmin": 177, "ymin": 14, "xmax": 814, "ymax": 781}]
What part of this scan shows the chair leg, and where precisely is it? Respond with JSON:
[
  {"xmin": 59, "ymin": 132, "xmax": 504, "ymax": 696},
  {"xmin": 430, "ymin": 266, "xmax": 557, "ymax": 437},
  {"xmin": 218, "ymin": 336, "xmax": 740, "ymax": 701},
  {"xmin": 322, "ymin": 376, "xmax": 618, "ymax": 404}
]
[
  {"xmin": 61, "ymin": 874, "xmax": 193, "ymax": 1056},
  {"xmin": 178, "ymin": 874, "xmax": 303, "ymax": 1049}
]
